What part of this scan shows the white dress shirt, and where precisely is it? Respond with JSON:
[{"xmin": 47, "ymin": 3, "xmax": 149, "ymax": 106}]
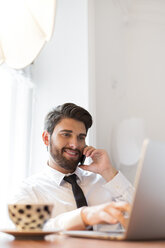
[{"xmin": 11, "ymin": 165, "xmax": 134, "ymax": 230}]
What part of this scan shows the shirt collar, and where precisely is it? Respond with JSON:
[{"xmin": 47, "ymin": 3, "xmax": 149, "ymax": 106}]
[
  {"xmin": 74, "ymin": 167, "xmax": 84, "ymax": 182},
  {"xmin": 44, "ymin": 164, "xmax": 84, "ymax": 186}
]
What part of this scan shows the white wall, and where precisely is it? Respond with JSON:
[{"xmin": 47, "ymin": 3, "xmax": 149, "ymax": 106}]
[
  {"xmin": 30, "ymin": 0, "xmax": 89, "ymax": 174},
  {"xmin": 94, "ymin": 0, "xmax": 165, "ymax": 182}
]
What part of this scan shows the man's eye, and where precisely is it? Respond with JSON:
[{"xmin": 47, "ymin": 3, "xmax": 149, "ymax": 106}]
[
  {"xmin": 62, "ymin": 133, "xmax": 70, "ymax": 137},
  {"xmin": 79, "ymin": 136, "xmax": 85, "ymax": 140}
]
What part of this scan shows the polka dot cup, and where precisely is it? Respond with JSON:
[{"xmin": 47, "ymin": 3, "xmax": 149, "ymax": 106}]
[{"xmin": 8, "ymin": 204, "xmax": 54, "ymax": 231}]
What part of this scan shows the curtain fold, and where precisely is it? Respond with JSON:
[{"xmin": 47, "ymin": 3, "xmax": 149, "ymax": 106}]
[{"xmin": 0, "ymin": 64, "xmax": 34, "ymax": 228}]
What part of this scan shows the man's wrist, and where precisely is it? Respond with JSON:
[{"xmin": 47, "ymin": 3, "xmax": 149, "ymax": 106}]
[
  {"xmin": 102, "ymin": 167, "xmax": 118, "ymax": 182},
  {"xmin": 81, "ymin": 207, "xmax": 94, "ymax": 230},
  {"xmin": 81, "ymin": 207, "xmax": 88, "ymax": 227}
]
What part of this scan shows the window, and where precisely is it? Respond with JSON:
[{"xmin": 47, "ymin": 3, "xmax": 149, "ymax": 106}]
[{"xmin": 0, "ymin": 64, "xmax": 34, "ymax": 228}]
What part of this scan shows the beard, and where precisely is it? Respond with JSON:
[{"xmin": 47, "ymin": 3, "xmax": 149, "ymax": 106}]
[{"xmin": 49, "ymin": 141, "xmax": 82, "ymax": 172}]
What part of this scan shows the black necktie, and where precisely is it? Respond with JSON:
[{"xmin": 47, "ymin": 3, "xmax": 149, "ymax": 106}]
[{"xmin": 64, "ymin": 174, "xmax": 88, "ymax": 208}]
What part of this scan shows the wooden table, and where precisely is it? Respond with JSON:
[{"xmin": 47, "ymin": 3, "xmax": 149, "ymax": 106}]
[{"xmin": 0, "ymin": 233, "xmax": 165, "ymax": 248}]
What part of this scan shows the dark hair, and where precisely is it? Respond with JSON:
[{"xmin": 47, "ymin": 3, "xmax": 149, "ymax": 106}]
[{"xmin": 44, "ymin": 103, "xmax": 93, "ymax": 135}]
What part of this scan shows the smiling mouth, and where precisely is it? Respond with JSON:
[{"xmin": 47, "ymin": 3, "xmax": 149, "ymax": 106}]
[{"xmin": 64, "ymin": 149, "xmax": 80, "ymax": 158}]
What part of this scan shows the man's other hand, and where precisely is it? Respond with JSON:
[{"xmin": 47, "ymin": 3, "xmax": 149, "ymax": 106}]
[{"xmin": 81, "ymin": 202, "xmax": 131, "ymax": 229}]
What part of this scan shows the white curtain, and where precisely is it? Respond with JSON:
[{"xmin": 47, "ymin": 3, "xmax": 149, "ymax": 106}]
[{"xmin": 0, "ymin": 64, "xmax": 34, "ymax": 228}]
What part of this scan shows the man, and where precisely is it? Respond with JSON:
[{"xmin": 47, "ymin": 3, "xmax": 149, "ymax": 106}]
[{"xmin": 12, "ymin": 103, "xmax": 133, "ymax": 230}]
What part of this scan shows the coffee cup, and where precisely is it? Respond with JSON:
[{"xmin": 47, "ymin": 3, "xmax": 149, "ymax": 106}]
[{"xmin": 8, "ymin": 203, "xmax": 54, "ymax": 231}]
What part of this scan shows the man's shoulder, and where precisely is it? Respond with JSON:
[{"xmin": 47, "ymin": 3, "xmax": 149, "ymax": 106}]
[{"xmin": 21, "ymin": 170, "xmax": 47, "ymax": 186}]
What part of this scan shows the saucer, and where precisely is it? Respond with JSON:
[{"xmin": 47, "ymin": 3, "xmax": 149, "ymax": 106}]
[{"xmin": 0, "ymin": 229, "xmax": 60, "ymax": 240}]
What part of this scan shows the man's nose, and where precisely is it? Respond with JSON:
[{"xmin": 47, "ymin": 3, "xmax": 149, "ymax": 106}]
[{"xmin": 68, "ymin": 137, "xmax": 79, "ymax": 149}]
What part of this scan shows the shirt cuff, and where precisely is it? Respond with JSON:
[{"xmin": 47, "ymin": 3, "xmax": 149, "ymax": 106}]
[{"xmin": 103, "ymin": 171, "xmax": 133, "ymax": 198}]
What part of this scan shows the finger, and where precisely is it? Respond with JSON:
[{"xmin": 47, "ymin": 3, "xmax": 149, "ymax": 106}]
[
  {"xmin": 105, "ymin": 202, "xmax": 131, "ymax": 213},
  {"xmin": 83, "ymin": 146, "xmax": 95, "ymax": 157},
  {"xmin": 112, "ymin": 202, "xmax": 131, "ymax": 213},
  {"xmin": 81, "ymin": 207, "xmax": 118, "ymax": 226},
  {"xmin": 99, "ymin": 211, "xmax": 118, "ymax": 225},
  {"xmin": 86, "ymin": 148, "xmax": 95, "ymax": 157},
  {"xmin": 83, "ymin": 146, "xmax": 93, "ymax": 153},
  {"xmin": 89, "ymin": 149, "xmax": 101, "ymax": 159},
  {"xmin": 106, "ymin": 207, "xmax": 127, "ymax": 228},
  {"xmin": 79, "ymin": 164, "xmax": 93, "ymax": 172}
]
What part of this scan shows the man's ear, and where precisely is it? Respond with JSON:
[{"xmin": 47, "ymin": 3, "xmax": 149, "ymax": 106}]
[{"xmin": 42, "ymin": 130, "xmax": 50, "ymax": 146}]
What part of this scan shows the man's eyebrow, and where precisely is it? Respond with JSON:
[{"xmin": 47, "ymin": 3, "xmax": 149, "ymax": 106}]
[
  {"xmin": 60, "ymin": 130, "xmax": 86, "ymax": 136},
  {"xmin": 60, "ymin": 129, "xmax": 72, "ymax": 133}
]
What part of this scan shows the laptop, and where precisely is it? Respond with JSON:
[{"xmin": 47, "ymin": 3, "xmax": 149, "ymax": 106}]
[{"xmin": 61, "ymin": 139, "xmax": 165, "ymax": 240}]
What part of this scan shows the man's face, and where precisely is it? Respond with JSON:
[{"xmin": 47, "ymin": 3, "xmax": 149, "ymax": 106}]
[{"xmin": 48, "ymin": 118, "xmax": 86, "ymax": 173}]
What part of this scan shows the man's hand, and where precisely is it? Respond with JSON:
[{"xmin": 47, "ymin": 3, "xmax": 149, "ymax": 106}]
[
  {"xmin": 81, "ymin": 202, "xmax": 131, "ymax": 229},
  {"xmin": 79, "ymin": 146, "xmax": 118, "ymax": 182}
]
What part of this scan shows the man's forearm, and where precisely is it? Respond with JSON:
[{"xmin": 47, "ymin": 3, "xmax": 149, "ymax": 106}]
[{"xmin": 44, "ymin": 208, "xmax": 86, "ymax": 231}]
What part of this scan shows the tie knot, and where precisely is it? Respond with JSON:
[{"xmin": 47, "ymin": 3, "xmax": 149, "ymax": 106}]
[{"xmin": 64, "ymin": 174, "xmax": 77, "ymax": 185}]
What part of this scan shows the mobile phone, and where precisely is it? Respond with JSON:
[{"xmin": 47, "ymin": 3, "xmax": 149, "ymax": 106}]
[
  {"xmin": 79, "ymin": 154, "xmax": 86, "ymax": 165},
  {"xmin": 79, "ymin": 145, "xmax": 87, "ymax": 165}
]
